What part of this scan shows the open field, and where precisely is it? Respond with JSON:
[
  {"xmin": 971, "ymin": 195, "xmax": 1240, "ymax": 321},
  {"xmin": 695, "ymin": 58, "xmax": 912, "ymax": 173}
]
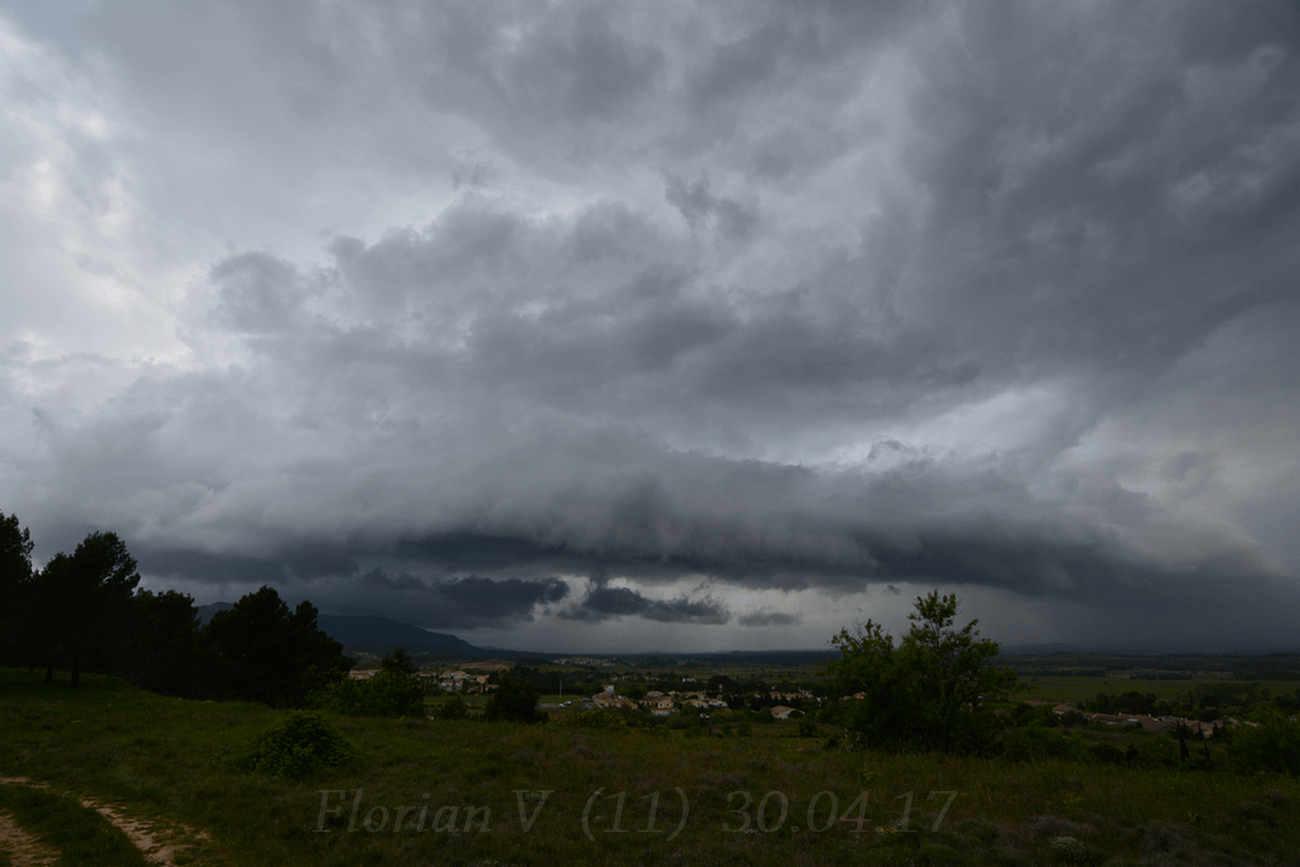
[
  {"xmin": 1014, "ymin": 675, "xmax": 1300, "ymax": 706},
  {"xmin": 2, "ymin": 666, "xmax": 1299, "ymax": 867}
]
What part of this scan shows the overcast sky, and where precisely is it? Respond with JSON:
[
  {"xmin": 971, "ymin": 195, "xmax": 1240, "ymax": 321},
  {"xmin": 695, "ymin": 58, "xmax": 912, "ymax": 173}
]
[{"xmin": 2, "ymin": 1, "xmax": 1298, "ymax": 653}]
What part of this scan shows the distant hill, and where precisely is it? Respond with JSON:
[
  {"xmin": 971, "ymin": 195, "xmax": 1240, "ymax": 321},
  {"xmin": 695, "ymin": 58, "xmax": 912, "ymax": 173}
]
[
  {"xmin": 195, "ymin": 603, "xmax": 491, "ymax": 658},
  {"xmin": 614, "ymin": 649, "xmax": 840, "ymax": 668},
  {"xmin": 195, "ymin": 602, "xmax": 234, "ymax": 624},
  {"xmin": 315, "ymin": 615, "xmax": 482, "ymax": 656}
]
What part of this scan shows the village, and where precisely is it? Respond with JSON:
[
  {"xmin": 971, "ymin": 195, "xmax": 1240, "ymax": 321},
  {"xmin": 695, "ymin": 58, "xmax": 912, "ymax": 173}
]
[{"xmin": 342, "ymin": 664, "xmax": 1281, "ymax": 737}]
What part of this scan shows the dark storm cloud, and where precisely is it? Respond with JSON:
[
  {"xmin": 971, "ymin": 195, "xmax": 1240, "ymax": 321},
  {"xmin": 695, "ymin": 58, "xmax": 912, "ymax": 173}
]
[
  {"xmin": 137, "ymin": 550, "xmax": 570, "ymax": 629},
  {"xmin": 433, "ymin": 574, "xmax": 570, "ymax": 623},
  {"xmin": 3, "ymin": 1, "xmax": 1299, "ymax": 647},
  {"xmin": 30, "ymin": 157, "xmax": 1300, "ymax": 635},
  {"xmin": 281, "ymin": 197, "xmax": 972, "ymax": 438},
  {"xmin": 895, "ymin": 3, "xmax": 1300, "ymax": 383},
  {"xmin": 142, "ymin": 544, "xmax": 361, "ymax": 586},
  {"xmin": 682, "ymin": 2, "xmax": 915, "ymax": 111},
  {"xmin": 143, "ymin": 550, "xmax": 292, "ymax": 587},
  {"xmin": 664, "ymin": 173, "xmax": 758, "ymax": 240},
  {"xmin": 351, "ymin": 571, "xmax": 570, "ymax": 629},
  {"xmin": 560, "ymin": 579, "xmax": 730, "ymax": 625}
]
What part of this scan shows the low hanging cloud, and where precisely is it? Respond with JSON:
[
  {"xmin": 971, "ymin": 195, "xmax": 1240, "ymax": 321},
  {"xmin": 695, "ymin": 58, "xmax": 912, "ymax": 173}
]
[
  {"xmin": 738, "ymin": 610, "xmax": 802, "ymax": 628},
  {"xmin": 560, "ymin": 578, "xmax": 731, "ymax": 625}
]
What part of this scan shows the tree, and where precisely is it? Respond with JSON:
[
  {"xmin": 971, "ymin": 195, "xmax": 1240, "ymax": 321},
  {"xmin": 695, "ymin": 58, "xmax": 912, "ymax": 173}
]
[
  {"xmin": 0, "ymin": 511, "xmax": 35, "ymax": 662},
  {"xmin": 376, "ymin": 646, "xmax": 427, "ymax": 716},
  {"xmin": 318, "ymin": 669, "xmax": 425, "ymax": 718},
  {"xmin": 30, "ymin": 532, "xmax": 140, "ymax": 686},
  {"xmin": 482, "ymin": 675, "xmax": 545, "ymax": 724},
  {"xmin": 0, "ymin": 511, "xmax": 33, "ymax": 592},
  {"xmin": 437, "ymin": 694, "xmax": 468, "ymax": 720},
  {"xmin": 203, "ymin": 586, "xmax": 352, "ymax": 707},
  {"xmin": 827, "ymin": 591, "xmax": 1017, "ymax": 753},
  {"xmin": 381, "ymin": 646, "xmax": 418, "ymax": 677},
  {"xmin": 118, "ymin": 589, "xmax": 203, "ymax": 696}
]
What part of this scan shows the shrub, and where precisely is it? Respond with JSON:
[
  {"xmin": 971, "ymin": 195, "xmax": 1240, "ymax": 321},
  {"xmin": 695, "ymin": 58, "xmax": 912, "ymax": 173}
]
[
  {"xmin": 1127, "ymin": 738, "xmax": 1178, "ymax": 769},
  {"xmin": 1226, "ymin": 712, "xmax": 1300, "ymax": 776},
  {"xmin": 1048, "ymin": 836, "xmax": 1090, "ymax": 864},
  {"xmin": 234, "ymin": 710, "xmax": 358, "ymax": 778},
  {"xmin": 437, "ymin": 694, "xmax": 468, "ymax": 720},
  {"xmin": 1089, "ymin": 743, "xmax": 1124, "ymax": 765},
  {"xmin": 362, "ymin": 671, "xmax": 425, "ymax": 717},
  {"xmin": 1058, "ymin": 710, "xmax": 1086, "ymax": 727},
  {"xmin": 317, "ymin": 671, "xmax": 425, "ymax": 717},
  {"xmin": 717, "ymin": 721, "xmax": 753, "ymax": 737}
]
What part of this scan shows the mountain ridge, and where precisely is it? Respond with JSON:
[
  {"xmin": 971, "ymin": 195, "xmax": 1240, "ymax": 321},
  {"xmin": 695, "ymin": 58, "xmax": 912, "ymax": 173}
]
[{"xmin": 195, "ymin": 604, "xmax": 487, "ymax": 656}]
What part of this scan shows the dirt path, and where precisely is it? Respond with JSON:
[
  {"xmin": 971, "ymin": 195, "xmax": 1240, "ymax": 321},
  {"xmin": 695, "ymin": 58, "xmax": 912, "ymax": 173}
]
[
  {"xmin": 0, "ymin": 810, "xmax": 58, "ymax": 867},
  {"xmin": 0, "ymin": 777, "xmax": 209, "ymax": 866}
]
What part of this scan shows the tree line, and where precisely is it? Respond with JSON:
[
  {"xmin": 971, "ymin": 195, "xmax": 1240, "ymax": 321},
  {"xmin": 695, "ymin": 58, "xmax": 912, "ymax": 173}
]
[{"xmin": 0, "ymin": 511, "xmax": 352, "ymax": 706}]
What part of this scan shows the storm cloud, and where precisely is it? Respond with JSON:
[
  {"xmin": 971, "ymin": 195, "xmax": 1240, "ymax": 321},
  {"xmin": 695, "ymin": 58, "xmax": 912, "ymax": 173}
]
[{"xmin": 1, "ymin": 1, "xmax": 1298, "ymax": 651}]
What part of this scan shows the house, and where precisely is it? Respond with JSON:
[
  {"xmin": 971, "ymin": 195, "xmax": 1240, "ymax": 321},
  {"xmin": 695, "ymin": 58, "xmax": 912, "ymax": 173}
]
[
  {"xmin": 591, "ymin": 691, "xmax": 637, "ymax": 709},
  {"xmin": 645, "ymin": 694, "xmax": 675, "ymax": 711}
]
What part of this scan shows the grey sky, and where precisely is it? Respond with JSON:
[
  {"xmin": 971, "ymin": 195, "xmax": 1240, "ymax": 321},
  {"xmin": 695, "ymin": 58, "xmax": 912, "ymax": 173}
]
[{"xmin": 2, "ymin": 1, "xmax": 1298, "ymax": 651}]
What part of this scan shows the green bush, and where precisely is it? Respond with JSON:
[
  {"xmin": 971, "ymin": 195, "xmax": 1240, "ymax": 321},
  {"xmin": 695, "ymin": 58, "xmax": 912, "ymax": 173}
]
[
  {"xmin": 1048, "ymin": 835, "xmax": 1091, "ymax": 865},
  {"xmin": 1226, "ymin": 712, "xmax": 1300, "ymax": 776},
  {"xmin": 1089, "ymin": 743, "xmax": 1124, "ymax": 764},
  {"xmin": 1127, "ymin": 738, "xmax": 1178, "ymax": 769},
  {"xmin": 234, "ymin": 710, "xmax": 358, "ymax": 778},
  {"xmin": 316, "ymin": 671, "xmax": 425, "ymax": 717},
  {"xmin": 436, "ymin": 694, "xmax": 468, "ymax": 720}
]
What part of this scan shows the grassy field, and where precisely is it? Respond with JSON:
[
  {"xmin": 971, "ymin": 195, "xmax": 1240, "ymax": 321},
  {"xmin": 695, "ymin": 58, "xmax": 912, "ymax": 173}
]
[
  {"xmin": 1, "ymin": 666, "xmax": 1298, "ymax": 866},
  {"xmin": 1014, "ymin": 675, "xmax": 1300, "ymax": 705}
]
